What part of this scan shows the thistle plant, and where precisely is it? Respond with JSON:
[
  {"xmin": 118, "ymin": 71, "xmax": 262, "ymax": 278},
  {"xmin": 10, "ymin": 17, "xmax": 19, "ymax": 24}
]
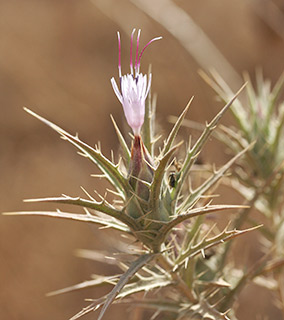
[
  {"xmin": 197, "ymin": 70, "xmax": 284, "ymax": 314},
  {"xmin": 4, "ymin": 30, "xmax": 261, "ymax": 320}
]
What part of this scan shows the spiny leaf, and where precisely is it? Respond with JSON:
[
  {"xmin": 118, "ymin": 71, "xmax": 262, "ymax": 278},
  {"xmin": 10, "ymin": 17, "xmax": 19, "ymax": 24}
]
[
  {"xmin": 47, "ymin": 275, "xmax": 120, "ymax": 296},
  {"xmin": 75, "ymin": 249, "xmax": 123, "ymax": 264},
  {"xmin": 200, "ymin": 70, "xmax": 249, "ymax": 136},
  {"xmin": 117, "ymin": 274, "xmax": 172, "ymax": 299},
  {"xmin": 127, "ymin": 298, "xmax": 231, "ymax": 320},
  {"xmin": 110, "ymin": 115, "xmax": 131, "ymax": 165},
  {"xmin": 196, "ymin": 278, "xmax": 231, "ymax": 289},
  {"xmin": 265, "ymin": 71, "xmax": 284, "ymax": 127},
  {"xmin": 271, "ymin": 105, "xmax": 284, "ymax": 154},
  {"xmin": 3, "ymin": 210, "xmax": 130, "ymax": 232},
  {"xmin": 270, "ymin": 72, "xmax": 284, "ymax": 104},
  {"xmin": 173, "ymin": 83, "xmax": 247, "ymax": 202},
  {"xmin": 176, "ymin": 224, "xmax": 261, "ymax": 266},
  {"xmin": 24, "ymin": 108, "xmax": 130, "ymax": 196},
  {"xmin": 23, "ymin": 195, "xmax": 136, "ymax": 229},
  {"xmin": 70, "ymin": 254, "xmax": 156, "ymax": 320},
  {"xmin": 97, "ymin": 253, "xmax": 155, "ymax": 320},
  {"xmin": 179, "ymin": 142, "xmax": 254, "ymax": 213},
  {"xmin": 183, "ymin": 298, "xmax": 231, "ymax": 320},
  {"xmin": 70, "ymin": 275, "xmax": 172, "ymax": 320},
  {"xmin": 158, "ymin": 205, "xmax": 247, "ymax": 241},
  {"xmin": 216, "ymin": 125, "xmax": 248, "ymax": 154},
  {"xmin": 242, "ymin": 72, "xmax": 257, "ymax": 116},
  {"xmin": 162, "ymin": 97, "xmax": 193, "ymax": 156}
]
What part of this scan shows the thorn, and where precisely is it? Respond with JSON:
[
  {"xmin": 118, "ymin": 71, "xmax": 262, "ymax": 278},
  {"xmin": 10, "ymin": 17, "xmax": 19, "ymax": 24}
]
[
  {"xmin": 184, "ymin": 257, "xmax": 189, "ymax": 269},
  {"xmin": 196, "ymin": 223, "xmax": 217, "ymax": 246},
  {"xmin": 80, "ymin": 186, "xmax": 97, "ymax": 202},
  {"xmin": 212, "ymin": 295, "xmax": 226, "ymax": 308},
  {"xmin": 116, "ymin": 156, "xmax": 123, "ymax": 168},
  {"xmin": 223, "ymin": 308, "xmax": 231, "ymax": 316},
  {"xmin": 128, "ymin": 175, "xmax": 151, "ymax": 188},
  {"xmin": 77, "ymin": 151, "xmax": 88, "ymax": 157},
  {"xmin": 224, "ymin": 221, "xmax": 232, "ymax": 233},
  {"xmin": 111, "ymin": 149, "xmax": 115, "ymax": 163},
  {"xmin": 91, "ymin": 173, "xmax": 107, "ymax": 179},
  {"xmin": 83, "ymin": 208, "xmax": 93, "ymax": 216},
  {"xmin": 112, "ymin": 199, "xmax": 123, "ymax": 204},
  {"xmin": 106, "ymin": 188, "xmax": 125, "ymax": 199},
  {"xmin": 61, "ymin": 194, "xmax": 70, "ymax": 198},
  {"xmin": 94, "ymin": 190, "xmax": 114, "ymax": 208},
  {"xmin": 136, "ymin": 209, "xmax": 153, "ymax": 222},
  {"xmin": 151, "ymin": 134, "xmax": 163, "ymax": 144}
]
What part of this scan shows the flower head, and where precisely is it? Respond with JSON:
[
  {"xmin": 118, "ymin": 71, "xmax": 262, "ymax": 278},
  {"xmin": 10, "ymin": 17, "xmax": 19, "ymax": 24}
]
[{"xmin": 111, "ymin": 29, "xmax": 162, "ymax": 136}]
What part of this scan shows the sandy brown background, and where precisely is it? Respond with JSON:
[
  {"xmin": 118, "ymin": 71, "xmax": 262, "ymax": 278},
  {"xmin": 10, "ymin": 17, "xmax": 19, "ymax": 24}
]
[{"xmin": 1, "ymin": 0, "xmax": 284, "ymax": 319}]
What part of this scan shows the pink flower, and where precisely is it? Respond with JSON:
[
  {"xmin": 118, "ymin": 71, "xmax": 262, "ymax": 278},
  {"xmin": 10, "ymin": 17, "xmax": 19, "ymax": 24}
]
[{"xmin": 111, "ymin": 29, "xmax": 162, "ymax": 136}]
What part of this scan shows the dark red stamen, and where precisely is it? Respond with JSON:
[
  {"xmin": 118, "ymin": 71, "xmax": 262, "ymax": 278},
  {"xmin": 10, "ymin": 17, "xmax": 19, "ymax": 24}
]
[
  {"xmin": 117, "ymin": 31, "xmax": 122, "ymax": 78},
  {"xmin": 135, "ymin": 29, "xmax": 141, "ymax": 74},
  {"xmin": 130, "ymin": 29, "xmax": 136, "ymax": 75},
  {"xmin": 137, "ymin": 36, "xmax": 162, "ymax": 73}
]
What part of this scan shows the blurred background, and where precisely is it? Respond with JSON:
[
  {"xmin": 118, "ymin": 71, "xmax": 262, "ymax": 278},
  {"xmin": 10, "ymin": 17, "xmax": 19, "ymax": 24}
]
[{"xmin": 1, "ymin": 0, "xmax": 284, "ymax": 319}]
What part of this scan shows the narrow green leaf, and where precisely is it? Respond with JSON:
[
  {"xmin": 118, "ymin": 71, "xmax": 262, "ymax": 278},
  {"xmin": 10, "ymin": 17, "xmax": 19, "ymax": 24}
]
[
  {"xmin": 179, "ymin": 142, "xmax": 254, "ymax": 213},
  {"xmin": 162, "ymin": 97, "xmax": 193, "ymax": 156},
  {"xmin": 176, "ymin": 224, "xmax": 261, "ymax": 266},
  {"xmin": 270, "ymin": 72, "xmax": 284, "ymax": 104},
  {"xmin": 75, "ymin": 249, "xmax": 122, "ymax": 264},
  {"xmin": 242, "ymin": 71, "xmax": 257, "ymax": 116},
  {"xmin": 265, "ymin": 72, "xmax": 284, "ymax": 126},
  {"xmin": 47, "ymin": 275, "xmax": 120, "ymax": 296},
  {"xmin": 271, "ymin": 105, "xmax": 284, "ymax": 154},
  {"xmin": 184, "ymin": 298, "xmax": 231, "ymax": 320},
  {"xmin": 173, "ymin": 83, "xmax": 247, "ymax": 202},
  {"xmin": 200, "ymin": 70, "xmax": 249, "ymax": 135},
  {"xmin": 24, "ymin": 108, "xmax": 130, "ymax": 196},
  {"xmin": 3, "ymin": 210, "xmax": 130, "ymax": 232},
  {"xmin": 97, "ymin": 253, "xmax": 155, "ymax": 320},
  {"xmin": 49, "ymin": 273, "xmax": 172, "ymax": 299},
  {"xmin": 125, "ymin": 298, "xmax": 231, "ymax": 319},
  {"xmin": 158, "ymin": 205, "xmax": 247, "ymax": 241},
  {"xmin": 23, "ymin": 195, "xmax": 136, "ymax": 229},
  {"xmin": 117, "ymin": 275, "xmax": 172, "ymax": 299},
  {"xmin": 69, "ymin": 275, "xmax": 172, "ymax": 320}
]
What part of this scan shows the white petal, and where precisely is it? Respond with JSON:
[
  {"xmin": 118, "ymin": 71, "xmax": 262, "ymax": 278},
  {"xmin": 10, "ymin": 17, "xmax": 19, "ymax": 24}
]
[{"xmin": 110, "ymin": 77, "xmax": 123, "ymax": 104}]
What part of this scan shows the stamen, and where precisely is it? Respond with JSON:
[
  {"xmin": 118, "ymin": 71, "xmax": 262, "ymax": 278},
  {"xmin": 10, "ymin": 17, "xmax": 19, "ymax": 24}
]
[
  {"xmin": 137, "ymin": 36, "xmax": 162, "ymax": 74},
  {"xmin": 135, "ymin": 29, "xmax": 141, "ymax": 75},
  {"xmin": 117, "ymin": 31, "xmax": 122, "ymax": 78},
  {"xmin": 130, "ymin": 28, "xmax": 136, "ymax": 75}
]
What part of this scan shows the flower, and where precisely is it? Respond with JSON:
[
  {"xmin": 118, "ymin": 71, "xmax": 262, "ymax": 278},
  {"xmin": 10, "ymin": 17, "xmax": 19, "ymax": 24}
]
[{"xmin": 111, "ymin": 29, "xmax": 162, "ymax": 136}]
